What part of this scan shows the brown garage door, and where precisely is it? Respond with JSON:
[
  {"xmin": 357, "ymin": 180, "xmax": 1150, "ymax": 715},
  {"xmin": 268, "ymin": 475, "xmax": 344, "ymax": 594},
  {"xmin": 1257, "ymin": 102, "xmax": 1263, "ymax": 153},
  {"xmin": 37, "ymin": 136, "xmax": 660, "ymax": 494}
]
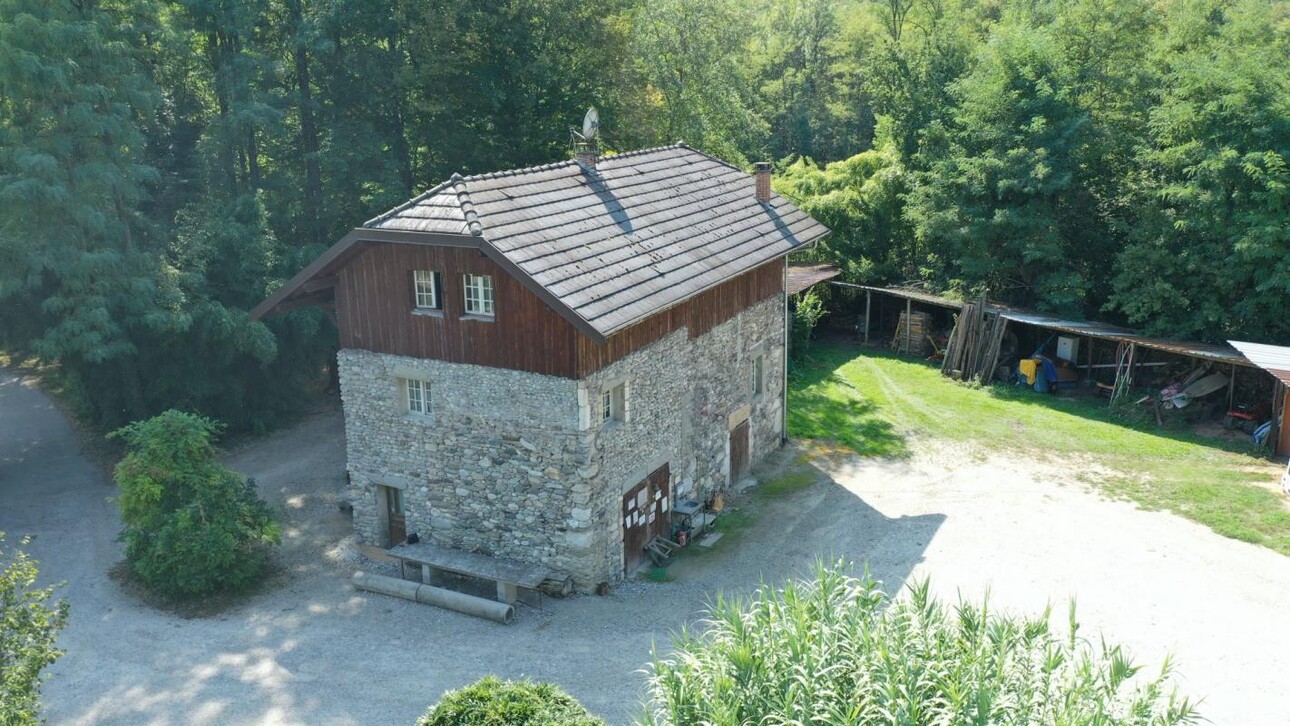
[{"xmin": 622, "ymin": 464, "xmax": 670, "ymax": 575}]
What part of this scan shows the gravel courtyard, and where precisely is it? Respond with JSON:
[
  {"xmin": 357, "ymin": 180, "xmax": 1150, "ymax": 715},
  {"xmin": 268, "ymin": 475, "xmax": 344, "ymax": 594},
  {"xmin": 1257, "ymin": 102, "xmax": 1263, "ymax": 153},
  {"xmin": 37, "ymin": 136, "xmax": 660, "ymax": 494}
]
[{"xmin": 3, "ymin": 368, "xmax": 1289, "ymax": 724}]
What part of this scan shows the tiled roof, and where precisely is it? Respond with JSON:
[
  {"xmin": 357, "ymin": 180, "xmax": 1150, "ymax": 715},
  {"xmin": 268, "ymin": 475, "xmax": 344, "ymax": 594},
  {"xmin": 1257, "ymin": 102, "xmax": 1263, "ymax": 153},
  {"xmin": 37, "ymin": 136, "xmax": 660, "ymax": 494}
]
[{"xmin": 365, "ymin": 144, "xmax": 830, "ymax": 336}]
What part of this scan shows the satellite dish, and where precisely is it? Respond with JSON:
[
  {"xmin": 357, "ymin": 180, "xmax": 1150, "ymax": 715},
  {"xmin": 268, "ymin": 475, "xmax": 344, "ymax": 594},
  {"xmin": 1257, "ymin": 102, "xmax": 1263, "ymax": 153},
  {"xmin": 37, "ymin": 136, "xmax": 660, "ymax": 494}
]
[{"xmin": 582, "ymin": 107, "xmax": 600, "ymax": 141}]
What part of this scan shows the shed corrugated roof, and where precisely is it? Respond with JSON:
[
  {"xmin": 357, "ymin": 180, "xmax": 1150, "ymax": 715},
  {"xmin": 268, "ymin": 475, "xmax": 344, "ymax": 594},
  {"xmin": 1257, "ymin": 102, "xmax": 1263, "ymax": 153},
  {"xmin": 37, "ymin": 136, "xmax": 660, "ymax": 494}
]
[
  {"xmin": 840, "ymin": 283, "xmax": 1253, "ymax": 367},
  {"xmin": 998, "ymin": 311, "xmax": 1251, "ymax": 366},
  {"xmin": 366, "ymin": 144, "xmax": 830, "ymax": 336},
  {"xmin": 1229, "ymin": 341, "xmax": 1290, "ymax": 385}
]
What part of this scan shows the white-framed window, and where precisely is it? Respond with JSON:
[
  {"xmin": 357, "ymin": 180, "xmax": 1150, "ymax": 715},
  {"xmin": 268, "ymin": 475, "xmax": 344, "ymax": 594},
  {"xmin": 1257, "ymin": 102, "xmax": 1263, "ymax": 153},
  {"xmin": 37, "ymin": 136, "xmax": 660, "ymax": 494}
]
[
  {"xmin": 753, "ymin": 354, "xmax": 765, "ymax": 397},
  {"xmin": 602, "ymin": 382, "xmax": 626, "ymax": 424},
  {"xmin": 413, "ymin": 270, "xmax": 440, "ymax": 309},
  {"xmin": 403, "ymin": 378, "xmax": 430, "ymax": 415},
  {"xmin": 463, "ymin": 273, "xmax": 494, "ymax": 316}
]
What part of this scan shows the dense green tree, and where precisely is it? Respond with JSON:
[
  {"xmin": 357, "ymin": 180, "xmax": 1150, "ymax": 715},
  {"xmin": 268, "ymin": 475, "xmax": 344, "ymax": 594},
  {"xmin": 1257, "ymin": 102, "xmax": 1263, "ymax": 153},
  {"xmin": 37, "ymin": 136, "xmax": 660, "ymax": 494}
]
[
  {"xmin": 418, "ymin": 677, "xmax": 605, "ymax": 726},
  {"xmin": 0, "ymin": 0, "xmax": 178, "ymax": 416},
  {"xmin": 750, "ymin": 0, "xmax": 865, "ymax": 161},
  {"xmin": 399, "ymin": 0, "xmax": 637, "ymax": 178},
  {"xmin": 3, "ymin": 0, "xmax": 1288, "ymax": 430},
  {"xmin": 0, "ymin": 534, "xmax": 68, "ymax": 726},
  {"xmin": 631, "ymin": 0, "xmax": 768, "ymax": 163},
  {"xmin": 1109, "ymin": 0, "xmax": 1290, "ymax": 342},
  {"xmin": 112, "ymin": 410, "xmax": 280, "ymax": 598},
  {"xmin": 776, "ymin": 120, "xmax": 916, "ymax": 284},
  {"xmin": 906, "ymin": 25, "xmax": 1096, "ymax": 308}
]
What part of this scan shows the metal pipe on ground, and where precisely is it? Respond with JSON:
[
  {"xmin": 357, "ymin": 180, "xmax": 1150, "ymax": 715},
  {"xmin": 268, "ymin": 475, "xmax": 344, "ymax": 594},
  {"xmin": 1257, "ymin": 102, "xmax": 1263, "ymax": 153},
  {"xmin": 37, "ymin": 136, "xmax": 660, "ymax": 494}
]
[{"xmin": 352, "ymin": 571, "xmax": 516, "ymax": 624}]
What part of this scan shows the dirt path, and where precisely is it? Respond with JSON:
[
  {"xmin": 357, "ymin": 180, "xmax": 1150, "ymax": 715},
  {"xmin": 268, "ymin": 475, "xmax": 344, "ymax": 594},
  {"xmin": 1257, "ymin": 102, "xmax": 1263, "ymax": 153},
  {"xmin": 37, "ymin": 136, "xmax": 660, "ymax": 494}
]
[{"xmin": 3, "ymin": 371, "xmax": 1288, "ymax": 724}]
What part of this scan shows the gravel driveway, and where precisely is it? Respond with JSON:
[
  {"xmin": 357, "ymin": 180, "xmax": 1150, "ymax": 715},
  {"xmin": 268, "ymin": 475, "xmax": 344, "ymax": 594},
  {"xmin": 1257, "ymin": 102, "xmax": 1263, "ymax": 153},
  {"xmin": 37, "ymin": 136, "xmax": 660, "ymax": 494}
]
[{"xmin": 3, "ymin": 369, "xmax": 1288, "ymax": 724}]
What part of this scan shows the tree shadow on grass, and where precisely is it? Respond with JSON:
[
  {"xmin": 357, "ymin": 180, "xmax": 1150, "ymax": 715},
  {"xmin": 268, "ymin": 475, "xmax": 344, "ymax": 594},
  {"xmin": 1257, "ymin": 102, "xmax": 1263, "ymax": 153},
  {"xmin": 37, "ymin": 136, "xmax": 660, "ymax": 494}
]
[{"xmin": 788, "ymin": 369, "xmax": 908, "ymax": 458}]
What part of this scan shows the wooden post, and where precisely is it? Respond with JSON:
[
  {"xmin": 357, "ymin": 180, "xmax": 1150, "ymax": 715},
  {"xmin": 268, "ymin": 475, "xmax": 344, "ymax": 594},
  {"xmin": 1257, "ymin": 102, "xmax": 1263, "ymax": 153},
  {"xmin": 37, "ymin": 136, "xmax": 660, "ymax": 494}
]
[
  {"xmin": 864, "ymin": 290, "xmax": 871, "ymax": 345},
  {"xmin": 1086, "ymin": 338, "xmax": 1094, "ymax": 381},
  {"xmin": 1227, "ymin": 364, "xmax": 1236, "ymax": 409},
  {"xmin": 1275, "ymin": 384, "xmax": 1290, "ymax": 457},
  {"xmin": 1126, "ymin": 343, "xmax": 1136, "ymax": 391},
  {"xmin": 904, "ymin": 298, "xmax": 912, "ymax": 355}
]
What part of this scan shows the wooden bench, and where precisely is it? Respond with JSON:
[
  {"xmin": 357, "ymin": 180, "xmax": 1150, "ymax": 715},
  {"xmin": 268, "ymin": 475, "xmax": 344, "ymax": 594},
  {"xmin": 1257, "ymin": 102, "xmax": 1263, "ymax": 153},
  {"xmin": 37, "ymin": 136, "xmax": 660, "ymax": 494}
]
[{"xmin": 387, "ymin": 542, "xmax": 559, "ymax": 605}]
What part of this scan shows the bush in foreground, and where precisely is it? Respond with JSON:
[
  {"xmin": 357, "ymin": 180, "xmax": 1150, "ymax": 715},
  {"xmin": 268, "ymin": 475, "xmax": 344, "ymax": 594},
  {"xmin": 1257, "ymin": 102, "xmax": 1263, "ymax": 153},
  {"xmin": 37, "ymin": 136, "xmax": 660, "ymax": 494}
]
[
  {"xmin": 1, "ymin": 533, "xmax": 68, "ymax": 726},
  {"xmin": 646, "ymin": 563, "xmax": 1200, "ymax": 726},
  {"xmin": 112, "ymin": 410, "xmax": 279, "ymax": 599},
  {"xmin": 418, "ymin": 676, "xmax": 605, "ymax": 726}
]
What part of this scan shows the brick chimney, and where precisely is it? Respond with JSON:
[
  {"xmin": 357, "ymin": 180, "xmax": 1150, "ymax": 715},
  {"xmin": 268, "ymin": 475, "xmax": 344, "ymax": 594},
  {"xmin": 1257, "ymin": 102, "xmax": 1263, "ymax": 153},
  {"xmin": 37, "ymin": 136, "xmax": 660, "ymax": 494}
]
[
  {"xmin": 577, "ymin": 145, "xmax": 599, "ymax": 169},
  {"xmin": 754, "ymin": 161, "xmax": 772, "ymax": 202}
]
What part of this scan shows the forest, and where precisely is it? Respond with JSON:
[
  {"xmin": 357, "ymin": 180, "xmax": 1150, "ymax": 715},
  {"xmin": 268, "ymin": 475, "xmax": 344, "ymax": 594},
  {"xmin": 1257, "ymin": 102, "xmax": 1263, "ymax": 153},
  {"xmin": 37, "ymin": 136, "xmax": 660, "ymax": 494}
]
[{"xmin": 1, "ymin": 0, "xmax": 1287, "ymax": 431}]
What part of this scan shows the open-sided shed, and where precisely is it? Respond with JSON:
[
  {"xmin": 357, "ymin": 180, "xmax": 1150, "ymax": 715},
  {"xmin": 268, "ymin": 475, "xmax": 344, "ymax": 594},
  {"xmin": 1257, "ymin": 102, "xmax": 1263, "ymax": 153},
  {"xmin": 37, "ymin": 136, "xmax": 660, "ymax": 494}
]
[{"xmin": 833, "ymin": 284, "xmax": 1287, "ymax": 455}]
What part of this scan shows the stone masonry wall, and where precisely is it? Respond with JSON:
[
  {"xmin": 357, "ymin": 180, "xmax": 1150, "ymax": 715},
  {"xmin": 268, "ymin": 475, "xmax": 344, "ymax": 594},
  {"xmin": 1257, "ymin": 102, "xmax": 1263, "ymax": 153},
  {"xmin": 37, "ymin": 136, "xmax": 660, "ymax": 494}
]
[
  {"xmin": 337, "ymin": 293, "xmax": 786, "ymax": 589},
  {"xmin": 337, "ymin": 350, "xmax": 608, "ymax": 583},
  {"xmin": 576, "ymin": 294, "xmax": 786, "ymax": 580}
]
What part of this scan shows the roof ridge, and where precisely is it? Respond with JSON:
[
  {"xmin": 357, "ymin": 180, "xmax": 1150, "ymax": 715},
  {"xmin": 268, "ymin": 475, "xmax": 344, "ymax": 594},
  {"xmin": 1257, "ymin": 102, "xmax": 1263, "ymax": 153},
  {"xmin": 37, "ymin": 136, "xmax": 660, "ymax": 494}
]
[
  {"xmin": 452, "ymin": 173, "xmax": 484, "ymax": 236},
  {"xmin": 673, "ymin": 144, "xmax": 750, "ymax": 175},
  {"xmin": 362, "ymin": 178, "xmax": 457, "ymax": 228},
  {"xmin": 457, "ymin": 143, "xmax": 689, "ymax": 183}
]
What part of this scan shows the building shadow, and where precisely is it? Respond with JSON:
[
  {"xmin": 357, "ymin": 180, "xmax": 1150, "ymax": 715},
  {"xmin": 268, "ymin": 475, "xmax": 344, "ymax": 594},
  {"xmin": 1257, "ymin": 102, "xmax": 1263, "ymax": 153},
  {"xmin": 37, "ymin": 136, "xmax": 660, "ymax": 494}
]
[{"xmin": 667, "ymin": 450, "xmax": 944, "ymax": 605}]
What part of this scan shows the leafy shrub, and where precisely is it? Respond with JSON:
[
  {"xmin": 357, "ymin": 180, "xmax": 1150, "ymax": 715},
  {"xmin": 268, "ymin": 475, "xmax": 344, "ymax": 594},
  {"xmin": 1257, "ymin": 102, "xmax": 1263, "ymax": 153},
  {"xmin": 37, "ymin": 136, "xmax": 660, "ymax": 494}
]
[
  {"xmin": 790, "ymin": 289, "xmax": 826, "ymax": 360},
  {"xmin": 645, "ymin": 563, "xmax": 1199, "ymax": 725},
  {"xmin": 111, "ymin": 410, "xmax": 280, "ymax": 599},
  {"xmin": 1, "ymin": 533, "xmax": 68, "ymax": 726},
  {"xmin": 418, "ymin": 676, "xmax": 605, "ymax": 726}
]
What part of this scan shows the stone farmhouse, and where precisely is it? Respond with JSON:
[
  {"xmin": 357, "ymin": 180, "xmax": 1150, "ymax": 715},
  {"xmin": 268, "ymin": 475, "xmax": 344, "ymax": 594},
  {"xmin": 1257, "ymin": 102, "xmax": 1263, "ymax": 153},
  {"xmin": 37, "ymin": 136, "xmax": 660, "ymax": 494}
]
[{"xmin": 252, "ymin": 144, "xmax": 830, "ymax": 589}]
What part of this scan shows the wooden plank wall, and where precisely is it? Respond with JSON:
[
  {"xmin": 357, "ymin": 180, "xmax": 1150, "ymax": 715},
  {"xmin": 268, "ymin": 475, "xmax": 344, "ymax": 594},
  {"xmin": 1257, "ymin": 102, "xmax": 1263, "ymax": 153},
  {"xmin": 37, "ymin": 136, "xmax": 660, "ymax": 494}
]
[
  {"xmin": 336, "ymin": 244, "xmax": 579, "ymax": 377},
  {"xmin": 336, "ymin": 245, "xmax": 784, "ymax": 379},
  {"xmin": 575, "ymin": 259, "xmax": 785, "ymax": 377}
]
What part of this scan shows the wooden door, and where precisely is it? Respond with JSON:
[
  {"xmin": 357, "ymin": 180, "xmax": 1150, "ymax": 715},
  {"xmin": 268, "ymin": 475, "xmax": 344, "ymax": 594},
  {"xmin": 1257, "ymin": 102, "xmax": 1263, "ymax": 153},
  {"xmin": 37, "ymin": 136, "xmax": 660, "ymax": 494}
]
[
  {"xmin": 384, "ymin": 486, "xmax": 406, "ymax": 546},
  {"xmin": 729, "ymin": 419, "xmax": 750, "ymax": 484},
  {"xmin": 622, "ymin": 464, "xmax": 671, "ymax": 574}
]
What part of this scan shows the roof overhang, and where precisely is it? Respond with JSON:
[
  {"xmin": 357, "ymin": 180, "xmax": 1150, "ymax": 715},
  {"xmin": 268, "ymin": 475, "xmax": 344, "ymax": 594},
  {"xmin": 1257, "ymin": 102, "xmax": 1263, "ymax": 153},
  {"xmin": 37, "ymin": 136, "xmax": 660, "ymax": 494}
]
[
  {"xmin": 250, "ymin": 228, "xmax": 482, "ymax": 320},
  {"xmin": 1229, "ymin": 340, "xmax": 1290, "ymax": 386},
  {"xmin": 787, "ymin": 263, "xmax": 841, "ymax": 295},
  {"xmin": 250, "ymin": 227, "xmax": 610, "ymax": 344},
  {"xmin": 253, "ymin": 227, "xmax": 833, "ymax": 347}
]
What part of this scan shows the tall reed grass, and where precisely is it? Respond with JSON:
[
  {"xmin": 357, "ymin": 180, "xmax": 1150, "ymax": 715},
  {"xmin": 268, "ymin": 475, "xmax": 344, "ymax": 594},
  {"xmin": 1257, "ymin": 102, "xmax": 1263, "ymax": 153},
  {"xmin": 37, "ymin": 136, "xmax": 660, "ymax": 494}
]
[{"xmin": 645, "ymin": 563, "xmax": 1199, "ymax": 725}]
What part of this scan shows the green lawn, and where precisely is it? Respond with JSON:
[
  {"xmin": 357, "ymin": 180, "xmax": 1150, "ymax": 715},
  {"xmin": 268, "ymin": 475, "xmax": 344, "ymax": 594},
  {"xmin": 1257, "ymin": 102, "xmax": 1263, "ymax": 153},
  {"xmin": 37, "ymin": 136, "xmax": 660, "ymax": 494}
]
[{"xmin": 788, "ymin": 342, "xmax": 1290, "ymax": 555}]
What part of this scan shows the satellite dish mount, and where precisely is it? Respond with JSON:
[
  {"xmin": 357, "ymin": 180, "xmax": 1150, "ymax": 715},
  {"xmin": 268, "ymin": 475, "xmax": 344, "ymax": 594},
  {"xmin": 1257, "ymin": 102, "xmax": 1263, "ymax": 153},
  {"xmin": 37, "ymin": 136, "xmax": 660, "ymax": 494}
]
[{"xmin": 572, "ymin": 107, "xmax": 600, "ymax": 163}]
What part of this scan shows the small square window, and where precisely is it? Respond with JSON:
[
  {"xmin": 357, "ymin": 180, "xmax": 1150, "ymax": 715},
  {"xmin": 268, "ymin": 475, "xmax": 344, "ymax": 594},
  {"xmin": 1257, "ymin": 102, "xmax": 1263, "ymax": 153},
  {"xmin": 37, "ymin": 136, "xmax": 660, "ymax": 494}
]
[
  {"xmin": 403, "ymin": 378, "xmax": 430, "ymax": 415},
  {"xmin": 413, "ymin": 270, "xmax": 440, "ymax": 309},
  {"xmin": 602, "ymin": 382, "xmax": 626, "ymax": 424},
  {"xmin": 463, "ymin": 274, "xmax": 495, "ymax": 316},
  {"xmin": 753, "ymin": 355, "xmax": 765, "ymax": 396}
]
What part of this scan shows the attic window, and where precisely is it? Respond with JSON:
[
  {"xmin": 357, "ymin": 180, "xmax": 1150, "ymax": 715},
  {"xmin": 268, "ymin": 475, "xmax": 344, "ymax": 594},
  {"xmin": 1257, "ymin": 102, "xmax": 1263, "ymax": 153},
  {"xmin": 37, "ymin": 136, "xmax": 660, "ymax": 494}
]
[
  {"xmin": 413, "ymin": 270, "xmax": 441, "ymax": 310},
  {"xmin": 463, "ymin": 274, "xmax": 494, "ymax": 317}
]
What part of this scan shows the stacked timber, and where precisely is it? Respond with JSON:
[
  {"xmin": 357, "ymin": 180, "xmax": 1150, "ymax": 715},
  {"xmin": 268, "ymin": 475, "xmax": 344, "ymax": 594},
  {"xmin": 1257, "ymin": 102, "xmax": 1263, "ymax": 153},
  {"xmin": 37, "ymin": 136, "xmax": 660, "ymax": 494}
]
[
  {"xmin": 892, "ymin": 311, "xmax": 933, "ymax": 356},
  {"xmin": 941, "ymin": 301, "xmax": 1008, "ymax": 383}
]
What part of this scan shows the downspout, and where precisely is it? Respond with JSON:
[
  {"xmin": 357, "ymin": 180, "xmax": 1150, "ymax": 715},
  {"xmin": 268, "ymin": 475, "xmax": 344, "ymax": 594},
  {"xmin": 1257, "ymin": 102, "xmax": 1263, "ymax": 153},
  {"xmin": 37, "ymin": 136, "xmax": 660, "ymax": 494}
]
[{"xmin": 782, "ymin": 259, "xmax": 789, "ymax": 446}]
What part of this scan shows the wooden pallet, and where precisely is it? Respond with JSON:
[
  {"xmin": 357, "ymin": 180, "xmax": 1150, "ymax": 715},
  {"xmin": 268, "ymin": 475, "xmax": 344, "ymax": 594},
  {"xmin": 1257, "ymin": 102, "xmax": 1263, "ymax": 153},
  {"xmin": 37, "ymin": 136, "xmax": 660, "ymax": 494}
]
[{"xmin": 892, "ymin": 311, "xmax": 933, "ymax": 356}]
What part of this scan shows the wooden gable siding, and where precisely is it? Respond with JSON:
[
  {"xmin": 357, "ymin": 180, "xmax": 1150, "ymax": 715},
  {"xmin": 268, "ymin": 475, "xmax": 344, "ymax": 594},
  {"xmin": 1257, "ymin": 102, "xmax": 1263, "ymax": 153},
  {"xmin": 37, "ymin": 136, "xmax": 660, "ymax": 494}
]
[
  {"xmin": 336, "ymin": 245, "xmax": 784, "ymax": 379},
  {"xmin": 575, "ymin": 258, "xmax": 785, "ymax": 377},
  {"xmin": 336, "ymin": 244, "xmax": 579, "ymax": 377}
]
